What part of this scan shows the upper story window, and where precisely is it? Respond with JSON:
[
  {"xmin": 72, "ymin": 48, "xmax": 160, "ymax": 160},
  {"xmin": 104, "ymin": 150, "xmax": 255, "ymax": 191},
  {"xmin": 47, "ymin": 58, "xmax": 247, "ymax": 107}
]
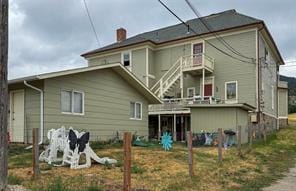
[
  {"xmin": 130, "ymin": 102, "xmax": 142, "ymax": 120},
  {"xmin": 122, "ymin": 51, "xmax": 132, "ymax": 70},
  {"xmin": 264, "ymin": 47, "xmax": 269, "ymax": 64},
  {"xmin": 61, "ymin": 90, "xmax": 84, "ymax": 115},
  {"xmin": 225, "ymin": 81, "xmax": 238, "ymax": 103}
]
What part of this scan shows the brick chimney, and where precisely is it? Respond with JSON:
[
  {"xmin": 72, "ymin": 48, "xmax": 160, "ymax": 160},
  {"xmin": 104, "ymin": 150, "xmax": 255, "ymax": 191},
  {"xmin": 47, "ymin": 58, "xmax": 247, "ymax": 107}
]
[{"xmin": 116, "ymin": 28, "xmax": 126, "ymax": 42}]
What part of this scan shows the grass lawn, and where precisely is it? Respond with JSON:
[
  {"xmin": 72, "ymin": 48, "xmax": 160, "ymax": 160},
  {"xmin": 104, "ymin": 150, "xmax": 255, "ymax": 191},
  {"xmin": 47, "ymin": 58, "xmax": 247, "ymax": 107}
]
[{"xmin": 7, "ymin": 126, "xmax": 296, "ymax": 191}]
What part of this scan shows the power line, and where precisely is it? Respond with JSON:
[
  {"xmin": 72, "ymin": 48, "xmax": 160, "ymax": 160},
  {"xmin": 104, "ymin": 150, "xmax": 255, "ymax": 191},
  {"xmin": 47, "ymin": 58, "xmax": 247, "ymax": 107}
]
[
  {"xmin": 83, "ymin": 0, "xmax": 101, "ymax": 47},
  {"xmin": 184, "ymin": 0, "xmax": 254, "ymax": 61},
  {"xmin": 158, "ymin": 0, "xmax": 255, "ymax": 64}
]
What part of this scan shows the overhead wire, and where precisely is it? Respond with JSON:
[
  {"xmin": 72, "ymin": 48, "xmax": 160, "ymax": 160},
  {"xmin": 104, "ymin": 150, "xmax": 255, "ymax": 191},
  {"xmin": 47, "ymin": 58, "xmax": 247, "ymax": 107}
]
[
  {"xmin": 83, "ymin": 0, "xmax": 101, "ymax": 47},
  {"xmin": 158, "ymin": 0, "xmax": 255, "ymax": 65},
  {"xmin": 184, "ymin": 0, "xmax": 254, "ymax": 61}
]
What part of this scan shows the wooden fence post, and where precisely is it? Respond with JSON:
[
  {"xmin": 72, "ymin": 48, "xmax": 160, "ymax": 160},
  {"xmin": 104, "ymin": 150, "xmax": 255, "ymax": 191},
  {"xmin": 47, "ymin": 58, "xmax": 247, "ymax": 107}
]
[
  {"xmin": 237, "ymin": 126, "xmax": 242, "ymax": 156},
  {"xmin": 249, "ymin": 124, "xmax": 253, "ymax": 148},
  {"xmin": 218, "ymin": 128, "xmax": 223, "ymax": 162},
  {"xmin": 123, "ymin": 132, "xmax": 132, "ymax": 191},
  {"xmin": 187, "ymin": 131, "xmax": 194, "ymax": 177},
  {"xmin": 32, "ymin": 128, "xmax": 40, "ymax": 179}
]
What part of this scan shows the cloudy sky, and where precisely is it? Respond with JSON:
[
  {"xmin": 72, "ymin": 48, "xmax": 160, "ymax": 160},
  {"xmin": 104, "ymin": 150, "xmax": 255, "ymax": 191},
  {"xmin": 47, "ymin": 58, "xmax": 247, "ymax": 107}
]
[{"xmin": 8, "ymin": 0, "xmax": 296, "ymax": 79}]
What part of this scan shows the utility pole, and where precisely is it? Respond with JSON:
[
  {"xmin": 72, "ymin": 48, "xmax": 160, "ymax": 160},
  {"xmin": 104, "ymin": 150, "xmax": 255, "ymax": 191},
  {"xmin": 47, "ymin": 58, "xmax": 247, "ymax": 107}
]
[{"xmin": 0, "ymin": 0, "xmax": 9, "ymax": 190}]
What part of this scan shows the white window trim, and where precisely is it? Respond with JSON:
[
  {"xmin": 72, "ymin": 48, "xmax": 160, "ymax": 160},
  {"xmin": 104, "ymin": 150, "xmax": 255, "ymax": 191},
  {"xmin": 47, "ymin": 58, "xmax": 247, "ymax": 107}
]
[
  {"xmin": 225, "ymin": 81, "xmax": 238, "ymax": 104},
  {"xmin": 199, "ymin": 76, "xmax": 215, "ymax": 97},
  {"xmin": 130, "ymin": 101, "xmax": 142, "ymax": 120},
  {"xmin": 61, "ymin": 90, "xmax": 85, "ymax": 115},
  {"xmin": 187, "ymin": 87, "xmax": 195, "ymax": 98},
  {"xmin": 121, "ymin": 50, "xmax": 132, "ymax": 71}
]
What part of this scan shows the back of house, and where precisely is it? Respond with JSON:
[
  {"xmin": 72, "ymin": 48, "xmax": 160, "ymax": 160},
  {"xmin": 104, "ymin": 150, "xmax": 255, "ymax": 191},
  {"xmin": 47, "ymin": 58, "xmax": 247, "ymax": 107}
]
[{"xmin": 8, "ymin": 9, "xmax": 288, "ymax": 144}]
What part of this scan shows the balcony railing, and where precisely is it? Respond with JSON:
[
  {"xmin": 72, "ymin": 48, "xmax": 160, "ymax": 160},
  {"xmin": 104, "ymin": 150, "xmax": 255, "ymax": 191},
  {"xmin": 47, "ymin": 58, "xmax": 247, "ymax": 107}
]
[
  {"xmin": 182, "ymin": 53, "xmax": 215, "ymax": 72},
  {"xmin": 149, "ymin": 96, "xmax": 223, "ymax": 113}
]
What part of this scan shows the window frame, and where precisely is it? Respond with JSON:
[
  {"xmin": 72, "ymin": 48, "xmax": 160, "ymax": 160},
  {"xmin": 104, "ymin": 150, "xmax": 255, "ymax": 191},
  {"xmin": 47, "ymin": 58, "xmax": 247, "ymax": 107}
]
[
  {"xmin": 225, "ymin": 81, "xmax": 238, "ymax": 104},
  {"xmin": 187, "ymin": 87, "xmax": 195, "ymax": 98},
  {"xmin": 121, "ymin": 51, "xmax": 132, "ymax": 71},
  {"xmin": 130, "ymin": 101, "xmax": 142, "ymax": 120},
  {"xmin": 61, "ymin": 89, "xmax": 85, "ymax": 115}
]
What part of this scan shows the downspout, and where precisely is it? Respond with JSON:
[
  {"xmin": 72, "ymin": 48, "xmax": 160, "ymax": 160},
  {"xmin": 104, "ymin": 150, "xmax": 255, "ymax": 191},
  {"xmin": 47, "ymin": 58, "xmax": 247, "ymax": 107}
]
[{"xmin": 24, "ymin": 80, "xmax": 44, "ymax": 148}]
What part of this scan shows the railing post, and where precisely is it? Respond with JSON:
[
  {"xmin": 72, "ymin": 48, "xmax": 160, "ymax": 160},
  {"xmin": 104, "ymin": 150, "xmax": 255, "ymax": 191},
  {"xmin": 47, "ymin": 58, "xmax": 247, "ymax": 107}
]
[
  {"xmin": 160, "ymin": 79, "xmax": 163, "ymax": 98},
  {"xmin": 180, "ymin": 57, "xmax": 184, "ymax": 99}
]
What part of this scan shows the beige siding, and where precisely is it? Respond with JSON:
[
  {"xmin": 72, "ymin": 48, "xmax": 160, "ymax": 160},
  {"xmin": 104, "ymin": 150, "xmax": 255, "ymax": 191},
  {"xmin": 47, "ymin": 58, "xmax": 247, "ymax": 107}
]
[
  {"xmin": 154, "ymin": 44, "xmax": 191, "ymax": 80},
  {"xmin": 206, "ymin": 30, "xmax": 257, "ymax": 106},
  {"xmin": 88, "ymin": 53, "xmax": 121, "ymax": 66},
  {"xmin": 9, "ymin": 82, "xmax": 43, "ymax": 143},
  {"xmin": 132, "ymin": 48, "xmax": 147, "ymax": 85},
  {"xmin": 191, "ymin": 107, "xmax": 249, "ymax": 144},
  {"xmin": 278, "ymin": 88, "xmax": 288, "ymax": 118},
  {"xmin": 259, "ymin": 34, "xmax": 278, "ymax": 117},
  {"xmin": 43, "ymin": 69, "xmax": 149, "ymax": 141},
  {"xmin": 148, "ymin": 48, "xmax": 156, "ymax": 88}
]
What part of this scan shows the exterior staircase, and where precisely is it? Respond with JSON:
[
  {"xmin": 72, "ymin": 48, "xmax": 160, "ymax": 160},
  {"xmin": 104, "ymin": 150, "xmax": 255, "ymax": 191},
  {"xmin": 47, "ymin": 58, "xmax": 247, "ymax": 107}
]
[
  {"xmin": 150, "ymin": 53, "xmax": 215, "ymax": 99},
  {"xmin": 150, "ymin": 57, "xmax": 182, "ymax": 98}
]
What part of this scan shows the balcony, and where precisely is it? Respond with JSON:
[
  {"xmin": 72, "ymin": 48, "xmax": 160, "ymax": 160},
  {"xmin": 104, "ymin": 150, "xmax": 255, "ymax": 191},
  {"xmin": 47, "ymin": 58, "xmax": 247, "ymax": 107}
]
[
  {"xmin": 149, "ymin": 96, "xmax": 221, "ymax": 114},
  {"xmin": 182, "ymin": 54, "xmax": 214, "ymax": 75}
]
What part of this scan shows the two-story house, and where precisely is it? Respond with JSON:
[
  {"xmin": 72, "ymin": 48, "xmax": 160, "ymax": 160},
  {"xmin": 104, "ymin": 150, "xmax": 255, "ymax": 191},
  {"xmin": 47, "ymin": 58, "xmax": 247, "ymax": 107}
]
[
  {"xmin": 82, "ymin": 10, "xmax": 288, "ymax": 143},
  {"xmin": 8, "ymin": 9, "xmax": 288, "ymax": 144}
]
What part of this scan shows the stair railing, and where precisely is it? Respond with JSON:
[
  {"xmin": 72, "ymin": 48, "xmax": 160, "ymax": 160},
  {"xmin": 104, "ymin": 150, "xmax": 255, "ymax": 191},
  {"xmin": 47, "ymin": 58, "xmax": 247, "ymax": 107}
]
[{"xmin": 151, "ymin": 57, "xmax": 182, "ymax": 97}]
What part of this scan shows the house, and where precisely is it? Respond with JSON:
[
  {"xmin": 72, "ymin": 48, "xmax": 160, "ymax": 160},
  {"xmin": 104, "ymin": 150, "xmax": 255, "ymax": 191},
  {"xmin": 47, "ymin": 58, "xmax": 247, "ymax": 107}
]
[
  {"xmin": 82, "ymin": 10, "xmax": 288, "ymax": 143},
  {"xmin": 8, "ymin": 64, "xmax": 161, "ymax": 143},
  {"xmin": 278, "ymin": 81, "xmax": 288, "ymax": 127}
]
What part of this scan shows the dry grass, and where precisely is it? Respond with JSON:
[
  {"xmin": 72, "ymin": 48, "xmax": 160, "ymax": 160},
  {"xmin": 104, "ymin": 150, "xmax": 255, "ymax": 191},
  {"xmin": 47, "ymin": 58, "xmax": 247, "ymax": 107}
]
[
  {"xmin": 8, "ymin": 127, "xmax": 296, "ymax": 191},
  {"xmin": 289, "ymin": 113, "xmax": 296, "ymax": 123}
]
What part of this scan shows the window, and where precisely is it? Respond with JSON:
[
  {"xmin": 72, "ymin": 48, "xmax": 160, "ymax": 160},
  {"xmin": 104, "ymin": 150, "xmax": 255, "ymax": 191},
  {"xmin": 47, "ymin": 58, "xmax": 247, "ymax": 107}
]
[
  {"xmin": 130, "ymin": 102, "xmax": 142, "ymax": 120},
  {"xmin": 122, "ymin": 51, "xmax": 131, "ymax": 67},
  {"xmin": 225, "ymin": 81, "xmax": 238, "ymax": 103},
  {"xmin": 187, "ymin": 87, "xmax": 195, "ymax": 98},
  {"xmin": 61, "ymin": 90, "xmax": 84, "ymax": 115}
]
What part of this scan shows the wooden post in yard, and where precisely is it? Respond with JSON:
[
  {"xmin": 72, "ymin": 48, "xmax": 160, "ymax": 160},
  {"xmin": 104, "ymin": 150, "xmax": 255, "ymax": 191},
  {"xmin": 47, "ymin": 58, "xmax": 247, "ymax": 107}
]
[
  {"xmin": 249, "ymin": 124, "xmax": 253, "ymax": 148},
  {"xmin": 218, "ymin": 128, "xmax": 223, "ymax": 162},
  {"xmin": 187, "ymin": 131, "xmax": 194, "ymax": 177},
  {"xmin": 32, "ymin": 128, "xmax": 40, "ymax": 179},
  {"xmin": 237, "ymin": 126, "xmax": 242, "ymax": 156},
  {"xmin": 123, "ymin": 132, "xmax": 132, "ymax": 191},
  {"xmin": 0, "ymin": 0, "xmax": 9, "ymax": 190}
]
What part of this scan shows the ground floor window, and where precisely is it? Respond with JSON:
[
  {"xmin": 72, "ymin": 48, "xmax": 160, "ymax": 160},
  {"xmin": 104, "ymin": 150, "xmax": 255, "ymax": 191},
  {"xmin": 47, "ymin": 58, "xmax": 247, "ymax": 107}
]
[
  {"xmin": 130, "ymin": 102, "xmax": 142, "ymax": 120},
  {"xmin": 61, "ymin": 90, "xmax": 84, "ymax": 115},
  {"xmin": 225, "ymin": 81, "xmax": 238, "ymax": 103}
]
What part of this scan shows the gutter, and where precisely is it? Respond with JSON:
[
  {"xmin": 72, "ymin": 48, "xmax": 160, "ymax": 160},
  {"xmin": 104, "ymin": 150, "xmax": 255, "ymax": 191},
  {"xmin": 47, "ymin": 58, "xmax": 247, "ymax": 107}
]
[{"xmin": 24, "ymin": 80, "xmax": 44, "ymax": 148}]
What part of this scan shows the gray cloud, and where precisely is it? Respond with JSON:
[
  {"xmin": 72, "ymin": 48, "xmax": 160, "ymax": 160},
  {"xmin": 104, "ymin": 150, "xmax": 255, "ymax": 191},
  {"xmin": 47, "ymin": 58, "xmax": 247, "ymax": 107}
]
[{"xmin": 8, "ymin": 0, "xmax": 296, "ymax": 79}]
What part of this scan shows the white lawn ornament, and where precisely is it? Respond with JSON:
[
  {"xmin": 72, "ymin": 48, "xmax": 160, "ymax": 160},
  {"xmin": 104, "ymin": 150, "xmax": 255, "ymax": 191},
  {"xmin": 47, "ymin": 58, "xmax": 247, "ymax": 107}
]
[
  {"xmin": 39, "ymin": 126, "xmax": 68, "ymax": 164},
  {"xmin": 39, "ymin": 127, "xmax": 117, "ymax": 169}
]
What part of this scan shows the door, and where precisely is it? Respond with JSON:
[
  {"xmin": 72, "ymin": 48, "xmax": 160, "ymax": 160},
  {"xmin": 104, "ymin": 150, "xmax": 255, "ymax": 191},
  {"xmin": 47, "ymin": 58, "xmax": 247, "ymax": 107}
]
[
  {"xmin": 10, "ymin": 90, "xmax": 25, "ymax": 142},
  {"xmin": 193, "ymin": 43, "xmax": 203, "ymax": 65},
  {"xmin": 204, "ymin": 84, "xmax": 213, "ymax": 97}
]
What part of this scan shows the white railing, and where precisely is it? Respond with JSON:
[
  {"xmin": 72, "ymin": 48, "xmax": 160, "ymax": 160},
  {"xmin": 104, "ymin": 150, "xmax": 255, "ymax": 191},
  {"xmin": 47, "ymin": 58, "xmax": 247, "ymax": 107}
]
[
  {"xmin": 151, "ymin": 57, "xmax": 182, "ymax": 97},
  {"xmin": 182, "ymin": 53, "xmax": 214, "ymax": 71},
  {"xmin": 149, "ymin": 96, "xmax": 223, "ymax": 112},
  {"xmin": 150, "ymin": 53, "xmax": 215, "ymax": 98}
]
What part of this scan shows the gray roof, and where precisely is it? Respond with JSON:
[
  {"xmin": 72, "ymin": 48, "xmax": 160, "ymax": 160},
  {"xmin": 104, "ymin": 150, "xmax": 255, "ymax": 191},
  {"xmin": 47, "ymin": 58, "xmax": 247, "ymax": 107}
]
[{"xmin": 82, "ymin": 9, "xmax": 262, "ymax": 57}]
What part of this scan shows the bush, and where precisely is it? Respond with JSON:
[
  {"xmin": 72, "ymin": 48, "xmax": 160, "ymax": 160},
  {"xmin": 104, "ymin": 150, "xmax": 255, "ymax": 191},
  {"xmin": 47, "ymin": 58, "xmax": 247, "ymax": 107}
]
[{"xmin": 288, "ymin": 103, "xmax": 296, "ymax": 114}]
